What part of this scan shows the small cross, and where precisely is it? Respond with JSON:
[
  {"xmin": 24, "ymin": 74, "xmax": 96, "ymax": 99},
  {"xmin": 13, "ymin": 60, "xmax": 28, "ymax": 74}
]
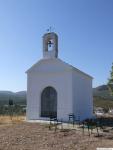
[{"xmin": 46, "ymin": 27, "xmax": 54, "ymax": 33}]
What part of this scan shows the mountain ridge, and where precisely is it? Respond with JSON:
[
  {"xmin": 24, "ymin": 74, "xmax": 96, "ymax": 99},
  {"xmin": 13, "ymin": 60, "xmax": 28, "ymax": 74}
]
[{"xmin": 0, "ymin": 85, "xmax": 113, "ymax": 106}]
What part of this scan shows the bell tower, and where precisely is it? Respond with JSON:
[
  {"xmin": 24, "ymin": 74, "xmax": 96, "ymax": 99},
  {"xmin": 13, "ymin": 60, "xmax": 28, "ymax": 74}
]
[{"xmin": 43, "ymin": 32, "xmax": 58, "ymax": 59}]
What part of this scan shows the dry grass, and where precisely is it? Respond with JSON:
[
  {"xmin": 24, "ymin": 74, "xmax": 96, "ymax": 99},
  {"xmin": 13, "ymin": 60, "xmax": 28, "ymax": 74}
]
[{"xmin": 0, "ymin": 115, "xmax": 25, "ymax": 124}]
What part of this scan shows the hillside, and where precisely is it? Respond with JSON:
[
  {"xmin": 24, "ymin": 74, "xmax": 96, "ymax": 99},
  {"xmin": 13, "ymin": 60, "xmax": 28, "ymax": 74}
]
[
  {"xmin": 93, "ymin": 85, "xmax": 113, "ymax": 109},
  {"xmin": 93, "ymin": 85, "xmax": 113, "ymax": 100},
  {"xmin": 0, "ymin": 85, "xmax": 113, "ymax": 109},
  {"xmin": 93, "ymin": 96, "xmax": 113, "ymax": 109},
  {"xmin": 0, "ymin": 91, "xmax": 26, "ymax": 105}
]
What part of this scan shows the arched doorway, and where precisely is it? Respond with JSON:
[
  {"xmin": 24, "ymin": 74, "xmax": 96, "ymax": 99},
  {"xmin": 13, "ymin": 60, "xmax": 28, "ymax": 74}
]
[{"xmin": 41, "ymin": 86, "xmax": 57, "ymax": 118}]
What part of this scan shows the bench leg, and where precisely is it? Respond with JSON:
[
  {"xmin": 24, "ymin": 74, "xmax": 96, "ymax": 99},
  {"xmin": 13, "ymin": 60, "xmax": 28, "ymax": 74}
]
[
  {"xmin": 96, "ymin": 126, "xmax": 99, "ymax": 137},
  {"xmin": 88, "ymin": 126, "xmax": 90, "ymax": 136},
  {"xmin": 55, "ymin": 124, "xmax": 57, "ymax": 132},
  {"xmin": 82, "ymin": 124, "xmax": 85, "ymax": 135}
]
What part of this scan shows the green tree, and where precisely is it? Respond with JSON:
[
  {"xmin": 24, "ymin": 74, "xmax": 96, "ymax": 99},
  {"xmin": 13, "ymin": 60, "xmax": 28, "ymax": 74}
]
[{"xmin": 108, "ymin": 63, "xmax": 113, "ymax": 95}]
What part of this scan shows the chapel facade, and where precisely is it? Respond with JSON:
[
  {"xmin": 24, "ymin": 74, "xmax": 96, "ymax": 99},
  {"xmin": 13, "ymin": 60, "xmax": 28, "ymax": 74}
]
[{"xmin": 26, "ymin": 32, "xmax": 93, "ymax": 121}]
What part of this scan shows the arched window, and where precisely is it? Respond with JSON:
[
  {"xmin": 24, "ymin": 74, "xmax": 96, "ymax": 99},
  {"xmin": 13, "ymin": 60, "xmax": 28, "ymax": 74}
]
[{"xmin": 41, "ymin": 86, "xmax": 57, "ymax": 118}]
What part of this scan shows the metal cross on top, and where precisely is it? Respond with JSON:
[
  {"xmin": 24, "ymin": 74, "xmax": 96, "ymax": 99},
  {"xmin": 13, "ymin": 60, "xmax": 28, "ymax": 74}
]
[{"xmin": 47, "ymin": 27, "xmax": 54, "ymax": 33}]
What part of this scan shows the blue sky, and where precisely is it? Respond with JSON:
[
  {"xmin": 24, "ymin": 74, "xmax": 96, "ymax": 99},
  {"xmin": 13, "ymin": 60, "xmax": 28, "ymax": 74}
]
[{"xmin": 0, "ymin": 0, "xmax": 113, "ymax": 92}]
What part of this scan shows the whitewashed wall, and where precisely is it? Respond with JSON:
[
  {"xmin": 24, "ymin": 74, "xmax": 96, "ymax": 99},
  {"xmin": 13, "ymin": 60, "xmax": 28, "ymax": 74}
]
[
  {"xmin": 72, "ymin": 69, "xmax": 93, "ymax": 120},
  {"xmin": 26, "ymin": 59, "xmax": 73, "ymax": 121},
  {"xmin": 26, "ymin": 58, "xmax": 93, "ymax": 122}
]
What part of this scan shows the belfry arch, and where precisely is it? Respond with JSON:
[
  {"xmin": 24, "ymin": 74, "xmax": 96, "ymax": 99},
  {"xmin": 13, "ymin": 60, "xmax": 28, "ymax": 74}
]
[{"xmin": 43, "ymin": 32, "xmax": 58, "ymax": 58}]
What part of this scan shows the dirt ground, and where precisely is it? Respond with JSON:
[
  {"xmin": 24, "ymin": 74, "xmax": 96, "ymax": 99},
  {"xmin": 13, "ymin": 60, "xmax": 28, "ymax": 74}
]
[{"xmin": 0, "ymin": 122, "xmax": 113, "ymax": 150}]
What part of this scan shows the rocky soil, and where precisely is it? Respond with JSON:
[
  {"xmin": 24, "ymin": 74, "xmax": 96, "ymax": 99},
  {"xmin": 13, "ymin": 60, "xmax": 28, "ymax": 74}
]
[{"xmin": 0, "ymin": 122, "xmax": 113, "ymax": 150}]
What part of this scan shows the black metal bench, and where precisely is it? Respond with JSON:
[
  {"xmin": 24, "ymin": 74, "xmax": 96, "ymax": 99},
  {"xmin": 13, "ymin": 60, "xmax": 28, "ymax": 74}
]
[
  {"xmin": 81, "ymin": 118, "xmax": 100, "ymax": 136},
  {"xmin": 68, "ymin": 113, "xmax": 80, "ymax": 127}
]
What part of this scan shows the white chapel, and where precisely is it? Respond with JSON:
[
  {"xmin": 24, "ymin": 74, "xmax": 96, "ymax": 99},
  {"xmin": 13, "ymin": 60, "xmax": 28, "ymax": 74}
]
[{"xmin": 26, "ymin": 32, "xmax": 93, "ymax": 121}]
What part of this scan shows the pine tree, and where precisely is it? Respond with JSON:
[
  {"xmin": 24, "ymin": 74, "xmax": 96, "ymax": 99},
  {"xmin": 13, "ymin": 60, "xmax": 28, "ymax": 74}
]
[{"xmin": 108, "ymin": 63, "xmax": 113, "ymax": 95}]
